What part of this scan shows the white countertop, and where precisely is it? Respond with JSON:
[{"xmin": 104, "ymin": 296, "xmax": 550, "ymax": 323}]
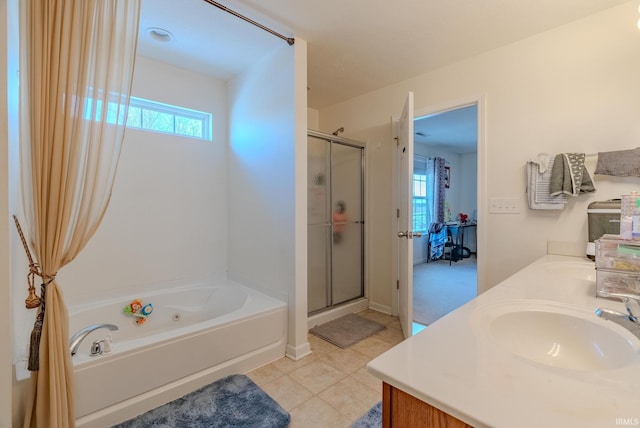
[{"xmin": 367, "ymin": 255, "xmax": 640, "ymax": 427}]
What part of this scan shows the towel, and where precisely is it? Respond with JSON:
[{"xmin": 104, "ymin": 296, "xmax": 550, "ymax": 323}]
[
  {"xmin": 549, "ymin": 153, "xmax": 596, "ymax": 197},
  {"xmin": 526, "ymin": 155, "xmax": 567, "ymax": 210},
  {"xmin": 595, "ymin": 147, "xmax": 640, "ymax": 177},
  {"xmin": 428, "ymin": 223, "xmax": 447, "ymax": 260}
]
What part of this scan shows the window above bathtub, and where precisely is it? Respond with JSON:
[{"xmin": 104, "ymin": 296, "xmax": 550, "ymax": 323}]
[
  {"xmin": 126, "ymin": 97, "xmax": 212, "ymax": 141},
  {"xmin": 83, "ymin": 94, "xmax": 213, "ymax": 141}
]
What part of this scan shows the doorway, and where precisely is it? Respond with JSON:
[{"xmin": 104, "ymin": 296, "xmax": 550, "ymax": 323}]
[
  {"xmin": 412, "ymin": 104, "xmax": 478, "ymax": 330},
  {"xmin": 307, "ymin": 131, "xmax": 365, "ymax": 315}
]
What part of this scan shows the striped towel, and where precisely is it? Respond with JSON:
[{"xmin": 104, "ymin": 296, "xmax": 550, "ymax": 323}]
[{"xmin": 527, "ymin": 155, "xmax": 568, "ymax": 210}]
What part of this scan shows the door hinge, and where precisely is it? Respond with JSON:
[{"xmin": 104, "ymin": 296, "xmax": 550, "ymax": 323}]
[
  {"xmin": 396, "ymin": 279, "xmax": 400, "ymax": 290},
  {"xmin": 394, "ymin": 136, "xmax": 399, "ymax": 146},
  {"xmin": 397, "ymin": 208, "xmax": 400, "ymax": 218}
]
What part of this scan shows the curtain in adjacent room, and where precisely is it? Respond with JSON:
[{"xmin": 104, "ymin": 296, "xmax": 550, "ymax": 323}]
[
  {"xmin": 433, "ymin": 157, "xmax": 447, "ymax": 222},
  {"xmin": 426, "ymin": 156, "xmax": 446, "ymax": 223},
  {"xmin": 20, "ymin": 1, "xmax": 140, "ymax": 426}
]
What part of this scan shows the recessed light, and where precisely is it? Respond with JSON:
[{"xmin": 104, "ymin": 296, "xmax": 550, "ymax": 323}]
[{"xmin": 147, "ymin": 27, "xmax": 174, "ymax": 43}]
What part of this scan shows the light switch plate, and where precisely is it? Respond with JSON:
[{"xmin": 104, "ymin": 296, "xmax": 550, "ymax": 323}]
[{"xmin": 489, "ymin": 197, "xmax": 520, "ymax": 214}]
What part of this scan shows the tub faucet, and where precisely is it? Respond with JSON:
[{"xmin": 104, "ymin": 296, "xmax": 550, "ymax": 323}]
[
  {"xmin": 595, "ymin": 291, "xmax": 640, "ymax": 340},
  {"xmin": 69, "ymin": 323, "xmax": 118, "ymax": 356}
]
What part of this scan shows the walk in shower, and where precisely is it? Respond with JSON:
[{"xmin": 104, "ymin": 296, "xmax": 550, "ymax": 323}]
[{"xmin": 307, "ymin": 130, "xmax": 365, "ymax": 315}]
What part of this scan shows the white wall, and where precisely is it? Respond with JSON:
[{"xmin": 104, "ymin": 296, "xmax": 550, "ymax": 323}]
[
  {"xmin": 320, "ymin": 2, "xmax": 640, "ymax": 309},
  {"xmin": 54, "ymin": 56, "xmax": 229, "ymax": 304},
  {"xmin": 1, "ymin": 0, "xmax": 17, "ymax": 425},
  {"xmin": 227, "ymin": 40, "xmax": 309, "ymax": 359},
  {"xmin": 308, "ymin": 107, "xmax": 319, "ymax": 130},
  {"xmin": 459, "ymin": 152, "xmax": 478, "ymax": 223}
]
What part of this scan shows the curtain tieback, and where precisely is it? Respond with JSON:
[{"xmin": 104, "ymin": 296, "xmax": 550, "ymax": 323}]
[{"xmin": 12, "ymin": 215, "xmax": 56, "ymax": 309}]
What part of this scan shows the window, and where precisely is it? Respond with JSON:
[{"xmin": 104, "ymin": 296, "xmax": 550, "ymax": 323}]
[
  {"xmin": 126, "ymin": 97, "xmax": 212, "ymax": 141},
  {"xmin": 413, "ymin": 156, "xmax": 429, "ymax": 233},
  {"xmin": 413, "ymin": 173, "xmax": 428, "ymax": 232},
  {"xmin": 83, "ymin": 94, "xmax": 212, "ymax": 141}
]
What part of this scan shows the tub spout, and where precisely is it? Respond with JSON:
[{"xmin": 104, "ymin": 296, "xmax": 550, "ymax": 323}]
[{"xmin": 70, "ymin": 323, "xmax": 118, "ymax": 356}]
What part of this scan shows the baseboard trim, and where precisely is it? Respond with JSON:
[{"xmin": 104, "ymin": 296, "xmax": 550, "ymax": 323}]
[
  {"xmin": 368, "ymin": 302, "xmax": 393, "ymax": 316},
  {"xmin": 307, "ymin": 298, "xmax": 369, "ymax": 329},
  {"xmin": 285, "ymin": 341, "xmax": 312, "ymax": 361}
]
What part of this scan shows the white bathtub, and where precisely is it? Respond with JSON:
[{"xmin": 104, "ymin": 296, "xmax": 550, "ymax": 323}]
[{"xmin": 68, "ymin": 280, "xmax": 287, "ymax": 427}]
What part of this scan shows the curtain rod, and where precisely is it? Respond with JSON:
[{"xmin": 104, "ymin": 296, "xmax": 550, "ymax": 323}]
[{"xmin": 202, "ymin": 0, "xmax": 295, "ymax": 46}]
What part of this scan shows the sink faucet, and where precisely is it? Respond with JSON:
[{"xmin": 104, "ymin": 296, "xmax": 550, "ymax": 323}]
[
  {"xmin": 595, "ymin": 291, "xmax": 640, "ymax": 340},
  {"xmin": 69, "ymin": 323, "xmax": 118, "ymax": 356}
]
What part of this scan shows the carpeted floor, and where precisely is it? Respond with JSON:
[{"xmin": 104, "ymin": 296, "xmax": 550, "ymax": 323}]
[
  {"xmin": 113, "ymin": 374, "xmax": 290, "ymax": 428},
  {"xmin": 309, "ymin": 313, "xmax": 386, "ymax": 348},
  {"xmin": 413, "ymin": 257, "xmax": 477, "ymax": 326}
]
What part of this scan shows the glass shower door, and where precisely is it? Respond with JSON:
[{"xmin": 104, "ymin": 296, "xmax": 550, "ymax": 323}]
[
  {"xmin": 308, "ymin": 136, "xmax": 331, "ymax": 313},
  {"xmin": 307, "ymin": 134, "xmax": 364, "ymax": 314},
  {"xmin": 330, "ymin": 144, "xmax": 363, "ymax": 306}
]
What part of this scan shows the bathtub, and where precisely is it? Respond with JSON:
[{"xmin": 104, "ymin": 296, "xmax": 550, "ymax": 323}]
[{"xmin": 67, "ymin": 280, "xmax": 287, "ymax": 427}]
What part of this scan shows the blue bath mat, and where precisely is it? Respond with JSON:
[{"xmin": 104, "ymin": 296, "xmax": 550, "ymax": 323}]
[
  {"xmin": 113, "ymin": 374, "xmax": 290, "ymax": 428},
  {"xmin": 351, "ymin": 401, "xmax": 382, "ymax": 428}
]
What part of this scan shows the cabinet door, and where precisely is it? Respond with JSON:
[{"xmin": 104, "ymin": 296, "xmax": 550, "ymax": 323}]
[{"xmin": 383, "ymin": 383, "xmax": 473, "ymax": 428}]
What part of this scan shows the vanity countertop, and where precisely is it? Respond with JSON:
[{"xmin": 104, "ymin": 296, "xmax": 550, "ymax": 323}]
[{"xmin": 367, "ymin": 255, "xmax": 640, "ymax": 427}]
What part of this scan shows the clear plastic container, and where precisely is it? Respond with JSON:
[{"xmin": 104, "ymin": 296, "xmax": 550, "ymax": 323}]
[
  {"xmin": 633, "ymin": 199, "xmax": 640, "ymax": 240},
  {"xmin": 595, "ymin": 235, "xmax": 640, "ymax": 272},
  {"xmin": 621, "ymin": 192, "xmax": 639, "ymax": 239},
  {"xmin": 597, "ymin": 268, "xmax": 640, "ymax": 298},
  {"xmin": 621, "ymin": 192, "xmax": 639, "ymax": 219}
]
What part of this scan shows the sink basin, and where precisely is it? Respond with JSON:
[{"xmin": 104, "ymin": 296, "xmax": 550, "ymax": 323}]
[{"xmin": 475, "ymin": 301, "xmax": 639, "ymax": 371}]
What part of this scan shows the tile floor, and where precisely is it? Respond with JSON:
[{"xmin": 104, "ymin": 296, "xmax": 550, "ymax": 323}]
[{"xmin": 247, "ymin": 309, "xmax": 404, "ymax": 428}]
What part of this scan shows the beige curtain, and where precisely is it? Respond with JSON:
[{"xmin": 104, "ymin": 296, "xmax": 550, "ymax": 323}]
[{"xmin": 20, "ymin": 1, "xmax": 140, "ymax": 426}]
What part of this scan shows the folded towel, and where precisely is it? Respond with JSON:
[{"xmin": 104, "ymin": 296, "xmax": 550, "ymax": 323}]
[
  {"xmin": 549, "ymin": 153, "xmax": 596, "ymax": 197},
  {"xmin": 527, "ymin": 156, "xmax": 567, "ymax": 210},
  {"xmin": 528, "ymin": 153, "xmax": 551, "ymax": 174},
  {"xmin": 595, "ymin": 147, "xmax": 640, "ymax": 176}
]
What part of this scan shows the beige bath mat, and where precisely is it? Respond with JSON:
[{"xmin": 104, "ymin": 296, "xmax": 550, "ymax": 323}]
[{"xmin": 309, "ymin": 313, "xmax": 385, "ymax": 348}]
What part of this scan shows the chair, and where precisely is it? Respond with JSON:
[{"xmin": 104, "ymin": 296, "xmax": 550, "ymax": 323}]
[
  {"xmin": 427, "ymin": 223, "xmax": 467, "ymax": 265},
  {"xmin": 427, "ymin": 222, "xmax": 456, "ymax": 264},
  {"xmin": 443, "ymin": 225, "xmax": 460, "ymax": 265},
  {"xmin": 444, "ymin": 225, "xmax": 473, "ymax": 264}
]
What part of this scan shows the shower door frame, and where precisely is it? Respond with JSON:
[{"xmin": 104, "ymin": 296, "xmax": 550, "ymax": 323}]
[{"xmin": 307, "ymin": 130, "xmax": 366, "ymax": 316}]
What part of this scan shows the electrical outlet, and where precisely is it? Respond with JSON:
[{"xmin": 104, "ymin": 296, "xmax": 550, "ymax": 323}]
[{"xmin": 489, "ymin": 197, "xmax": 520, "ymax": 214}]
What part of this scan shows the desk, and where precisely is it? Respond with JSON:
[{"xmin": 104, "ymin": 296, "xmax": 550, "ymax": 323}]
[{"xmin": 445, "ymin": 222, "xmax": 477, "ymax": 261}]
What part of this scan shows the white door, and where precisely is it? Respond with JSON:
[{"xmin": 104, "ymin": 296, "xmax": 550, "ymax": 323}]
[{"xmin": 397, "ymin": 92, "xmax": 414, "ymax": 339}]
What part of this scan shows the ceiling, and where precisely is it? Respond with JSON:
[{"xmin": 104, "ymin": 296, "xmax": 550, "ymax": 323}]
[
  {"xmin": 414, "ymin": 105, "xmax": 478, "ymax": 154},
  {"xmin": 137, "ymin": 0, "xmax": 630, "ymax": 153},
  {"xmin": 137, "ymin": 0, "xmax": 630, "ymax": 110}
]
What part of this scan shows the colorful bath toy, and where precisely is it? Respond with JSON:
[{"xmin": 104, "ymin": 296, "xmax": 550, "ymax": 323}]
[
  {"xmin": 140, "ymin": 303, "xmax": 153, "ymax": 317},
  {"xmin": 124, "ymin": 299, "xmax": 143, "ymax": 315},
  {"xmin": 124, "ymin": 299, "xmax": 153, "ymax": 325}
]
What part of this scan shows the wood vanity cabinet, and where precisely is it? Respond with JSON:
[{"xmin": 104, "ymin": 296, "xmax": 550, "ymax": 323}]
[{"xmin": 383, "ymin": 383, "xmax": 473, "ymax": 428}]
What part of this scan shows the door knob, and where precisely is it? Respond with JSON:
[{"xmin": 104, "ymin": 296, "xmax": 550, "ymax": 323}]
[
  {"xmin": 397, "ymin": 231, "xmax": 413, "ymax": 238},
  {"xmin": 413, "ymin": 232, "xmax": 422, "ymax": 238}
]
